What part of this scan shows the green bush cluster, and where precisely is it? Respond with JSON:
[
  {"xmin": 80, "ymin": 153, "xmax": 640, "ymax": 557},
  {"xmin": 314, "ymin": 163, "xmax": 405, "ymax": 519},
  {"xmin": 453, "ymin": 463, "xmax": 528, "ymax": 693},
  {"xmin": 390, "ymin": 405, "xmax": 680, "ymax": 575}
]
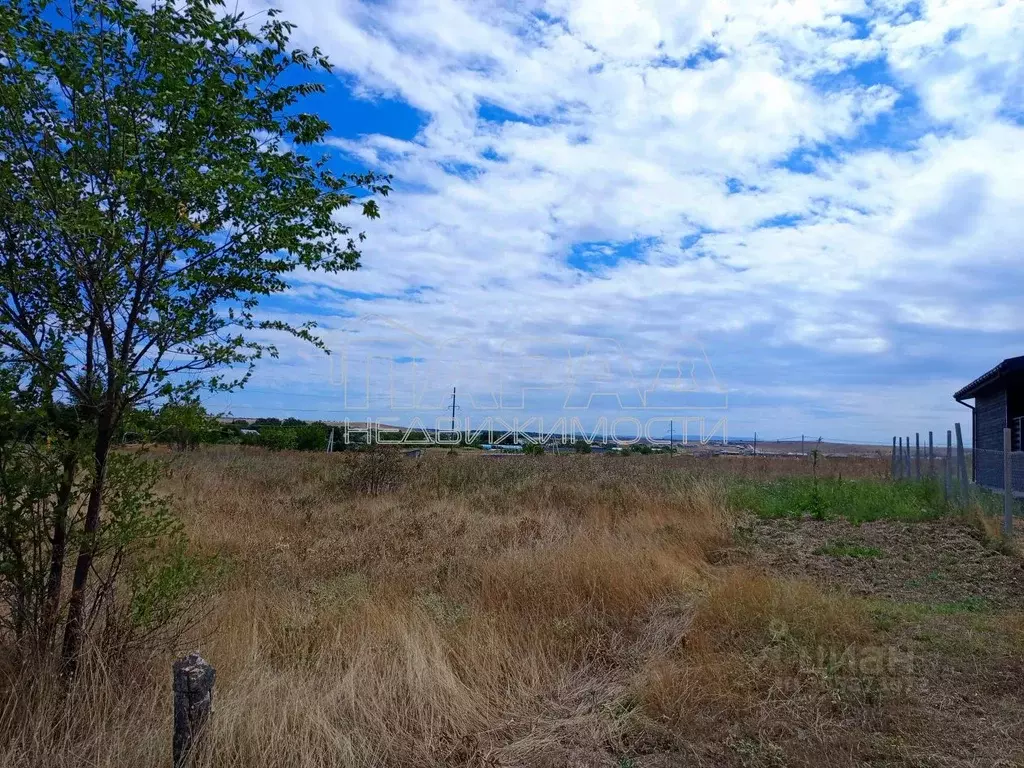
[
  {"xmin": 0, "ymin": 388, "xmax": 217, "ymax": 660},
  {"xmin": 121, "ymin": 407, "xmax": 348, "ymax": 453}
]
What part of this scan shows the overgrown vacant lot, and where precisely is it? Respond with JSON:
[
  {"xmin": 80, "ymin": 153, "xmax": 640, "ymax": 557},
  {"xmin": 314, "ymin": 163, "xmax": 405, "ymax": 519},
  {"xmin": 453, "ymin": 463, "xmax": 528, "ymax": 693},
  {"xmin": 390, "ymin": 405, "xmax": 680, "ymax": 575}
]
[{"xmin": 4, "ymin": 449, "xmax": 1024, "ymax": 767}]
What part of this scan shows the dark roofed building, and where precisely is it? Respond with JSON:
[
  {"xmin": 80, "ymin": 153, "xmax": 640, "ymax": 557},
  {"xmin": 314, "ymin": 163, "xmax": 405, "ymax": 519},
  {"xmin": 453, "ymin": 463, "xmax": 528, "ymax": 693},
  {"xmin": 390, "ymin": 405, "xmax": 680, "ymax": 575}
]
[{"xmin": 954, "ymin": 356, "xmax": 1024, "ymax": 491}]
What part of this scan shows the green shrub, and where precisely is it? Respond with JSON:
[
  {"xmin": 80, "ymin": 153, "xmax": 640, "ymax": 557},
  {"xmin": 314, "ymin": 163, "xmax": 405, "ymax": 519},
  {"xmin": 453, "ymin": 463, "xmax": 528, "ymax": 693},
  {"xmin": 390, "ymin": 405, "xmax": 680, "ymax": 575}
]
[
  {"xmin": 154, "ymin": 398, "xmax": 215, "ymax": 450},
  {"xmin": 259, "ymin": 428, "xmax": 297, "ymax": 451},
  {"xmin": 240, "ymin": 431, "xmax": 261, "ymax": 447},
  {"xmin": 294, "ymin": 422, "xmax": 330, "ymax": 451},
  {"xmin": 0, "ymin": 418, "xmax": 214, "ymax": 660}
]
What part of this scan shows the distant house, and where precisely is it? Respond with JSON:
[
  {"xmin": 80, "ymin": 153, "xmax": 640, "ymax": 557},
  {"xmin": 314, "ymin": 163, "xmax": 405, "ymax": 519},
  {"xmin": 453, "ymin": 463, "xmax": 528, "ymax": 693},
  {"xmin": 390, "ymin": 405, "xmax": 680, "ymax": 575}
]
[
  {"xmin": 239, "ymin": 429, "xmax": 259, "ymax": 435},
  {"xmin": 954, "ymin": 356, "xmax": 1024, "ymax": 491}
]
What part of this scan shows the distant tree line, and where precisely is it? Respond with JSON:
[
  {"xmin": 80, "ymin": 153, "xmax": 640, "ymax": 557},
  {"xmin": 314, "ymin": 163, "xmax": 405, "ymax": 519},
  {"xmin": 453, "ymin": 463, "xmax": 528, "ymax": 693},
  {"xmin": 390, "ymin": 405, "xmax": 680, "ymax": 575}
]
[{"xmin": 119, "ymin": 401, "xmax": 352, "ymax": 452}]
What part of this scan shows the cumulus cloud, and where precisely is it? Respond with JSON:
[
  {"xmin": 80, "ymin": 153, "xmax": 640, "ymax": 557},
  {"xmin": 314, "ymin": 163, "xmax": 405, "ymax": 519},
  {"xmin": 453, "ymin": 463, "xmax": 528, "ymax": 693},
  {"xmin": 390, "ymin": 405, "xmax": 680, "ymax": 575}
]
[{"xmin": 214, "ymin": 0, "xmax": 1024, "ymax": 442}]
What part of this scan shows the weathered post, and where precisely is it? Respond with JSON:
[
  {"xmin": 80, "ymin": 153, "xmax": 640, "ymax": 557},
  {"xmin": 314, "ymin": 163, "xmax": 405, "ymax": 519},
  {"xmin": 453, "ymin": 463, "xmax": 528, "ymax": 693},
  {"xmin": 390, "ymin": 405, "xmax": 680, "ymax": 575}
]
[
  {"xmin": 1004, "ymin": 428, "xmax": 1013, "ymax": 537},
  {"xmin": 928, "ymin": 431, "xmax": 934, "ymax": 478},
  {"xmin": 891, "ymin": 436, "xmax": 897, "ymax": 480},
  {"xmin": 955, "ymin": 423, "xmax": 969, "ymax": 507},
  {"xmin": 173, "ymin": 653, "xmax": 215, "ymax": 768},
  {"xmin": 905, "ymin": 435, "xmax": 912, "ymax": 478},
  {"xmin": 897, "ymin": 437, "xmax": 904, "ymax": 480},
  {"xmin": 945, "ymin": 429, "xmax": 952, "ymax": 502},
  {"xmin": 915, "ymin": 432, "xmax": 921, "ymax": 480}
]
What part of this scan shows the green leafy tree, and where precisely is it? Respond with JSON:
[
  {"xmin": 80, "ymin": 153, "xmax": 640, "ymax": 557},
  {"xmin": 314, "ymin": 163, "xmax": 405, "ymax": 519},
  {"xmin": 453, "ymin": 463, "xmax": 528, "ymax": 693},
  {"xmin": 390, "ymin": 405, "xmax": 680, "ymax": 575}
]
[
  {"xmin": 523, "ymin": 442, "xmax": 544, "ymax": 455},
  {"xmin": 258, "ymin": 427, "xmax": 297, "ymax": 451},
  {"xmin": 154, "ymin": 398, "xmax": 213, "ymax": 451},
  {"xmin": 0, "ymin": 369, "xmax": 82, "ymax": 650},
  {"xmin": 118, "ymin": 407, "xmax": 157, "ymax": 444},
  {"xmin": 0, "ymin": 0, "xmax": 388, "ymax": 671},
  {"xmin": 294, "ymin": 421, "xmax": 332, "ymax": 451},
  {"xmin": 0, "ymin": 377, "xmax": 209, "ymax": 660}
]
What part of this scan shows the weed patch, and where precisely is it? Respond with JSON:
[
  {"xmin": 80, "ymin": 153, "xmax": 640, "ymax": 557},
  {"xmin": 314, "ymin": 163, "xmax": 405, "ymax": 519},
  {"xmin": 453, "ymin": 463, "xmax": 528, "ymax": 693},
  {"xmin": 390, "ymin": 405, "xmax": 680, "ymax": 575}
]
[
  {"xmin": 870, "ymin": 597, "xmax": 993, "ymax": 627},
  {"xmin": 729, "ymin": 477, "xmax": 946, "ymax": 523}
]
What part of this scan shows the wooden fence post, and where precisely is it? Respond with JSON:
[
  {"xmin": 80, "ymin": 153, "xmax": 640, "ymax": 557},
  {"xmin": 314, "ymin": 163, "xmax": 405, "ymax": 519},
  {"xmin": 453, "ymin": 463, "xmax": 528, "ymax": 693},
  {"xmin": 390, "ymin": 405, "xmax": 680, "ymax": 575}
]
[
  {"xmin": 945, "ymin": 429, "xmax": 952, "ymax": 502},
  {"xmin": 1004, "ymin": 428, "xmax": 1013, "ymax": 537},
  {"xmin": 897, "ymin": 437, "xmax": 904, "ymax": 480},
  {"xmin": 915, "ymin": 433, "xmax": 921, "ymax": 480},
  {"xmin": 891, "ymin": 436, "xmax": 897, "ymax": 480},
  {"xmin": 928, "ymin": 431, "xmax": 934, "ymax": 478},
  {"xmin": 905, "ymin": 435, "xmax": 912, "ymax": 478},
  {"xmin": 174, "ymin": 653, "xmax": 215, "ymax": 768},
  {"xmin": 955, "ymin": 423, "xmax": 968, "ymax": 507}
]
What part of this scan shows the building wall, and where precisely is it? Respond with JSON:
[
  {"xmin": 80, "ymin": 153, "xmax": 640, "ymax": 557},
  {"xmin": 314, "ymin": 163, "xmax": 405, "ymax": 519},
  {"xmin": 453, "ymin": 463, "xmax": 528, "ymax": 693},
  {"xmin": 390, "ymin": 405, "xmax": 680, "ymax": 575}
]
[
  {"xmin": 1008, "ymin": 382, "xmax": 1024, "ymax": 450},
  {"xmin": 975, "ymin": 389, "xmax": 1007, "ymax": 487},
  {"xmin": 1005, "ymin": 380, "xmax": 1024, "ymax": 493}
]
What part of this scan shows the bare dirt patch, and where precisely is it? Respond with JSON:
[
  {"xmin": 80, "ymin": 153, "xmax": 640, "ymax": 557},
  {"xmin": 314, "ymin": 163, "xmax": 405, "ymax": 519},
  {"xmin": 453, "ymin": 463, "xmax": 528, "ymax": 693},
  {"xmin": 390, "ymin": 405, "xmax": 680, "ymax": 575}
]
[
  {"xmin": 740, "ymin": 516, "xmax": 1024, "ymax": 609},
  {"xmin": 730, "ymin": 515, "xmax": 1024, "ymax": 767}
]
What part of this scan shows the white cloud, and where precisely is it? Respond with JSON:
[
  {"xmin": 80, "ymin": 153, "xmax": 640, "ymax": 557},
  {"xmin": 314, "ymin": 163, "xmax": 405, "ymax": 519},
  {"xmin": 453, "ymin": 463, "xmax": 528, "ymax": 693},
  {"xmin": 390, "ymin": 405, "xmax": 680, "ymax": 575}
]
[
  {"xmin": 875, "ymin": 0, "xmax": 1024, "ymax": 123},
  {"xmin": 224, "ymin": 0, "xmax": 1024, "ymax": 441}
]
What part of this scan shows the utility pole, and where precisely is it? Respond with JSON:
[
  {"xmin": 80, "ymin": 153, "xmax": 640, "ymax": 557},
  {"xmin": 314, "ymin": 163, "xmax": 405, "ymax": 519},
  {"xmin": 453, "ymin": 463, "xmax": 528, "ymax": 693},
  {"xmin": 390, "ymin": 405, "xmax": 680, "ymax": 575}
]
[
  {"xmin": 449, "ymin": 386, "xmax": 459, "ymax": 452},
  {"xmin": 450, "ymin": 386, "xmax": 457, "ymax": 433}
]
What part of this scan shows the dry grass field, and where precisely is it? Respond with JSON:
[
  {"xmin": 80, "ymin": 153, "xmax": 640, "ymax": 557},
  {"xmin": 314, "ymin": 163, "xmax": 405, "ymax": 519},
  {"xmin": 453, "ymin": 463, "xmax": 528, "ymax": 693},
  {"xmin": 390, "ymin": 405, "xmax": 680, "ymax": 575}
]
[{"xmin": 2, "ymin": 448, "xmax": 1023, "ymax": 767}]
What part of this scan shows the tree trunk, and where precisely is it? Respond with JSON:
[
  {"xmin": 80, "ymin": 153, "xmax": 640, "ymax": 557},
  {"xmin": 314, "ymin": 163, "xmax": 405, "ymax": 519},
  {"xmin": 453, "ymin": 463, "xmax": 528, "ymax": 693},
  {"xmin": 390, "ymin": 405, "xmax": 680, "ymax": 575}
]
[
  {"xmin": 61, "ymin": 417, "xmax": 113, "ymax": 676},
  {"xmin": 40, "ymin": 450, "xmax": 77, "ymax": 653}
]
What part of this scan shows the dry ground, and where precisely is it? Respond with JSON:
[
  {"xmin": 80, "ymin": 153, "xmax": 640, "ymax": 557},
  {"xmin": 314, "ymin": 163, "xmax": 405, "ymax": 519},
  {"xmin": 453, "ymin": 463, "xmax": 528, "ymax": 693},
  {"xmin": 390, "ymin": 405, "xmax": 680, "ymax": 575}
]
[
  {"xmin": 2, "ymin": 449, "xmax": 1022, "ymax": 767},
  {"xmin": 741, "ymin": 515, "xmax": 1024, "ymax": 767},
  {"xmin": 746, "ymin": 517, "xmax": 1024, "ymax": 607}
]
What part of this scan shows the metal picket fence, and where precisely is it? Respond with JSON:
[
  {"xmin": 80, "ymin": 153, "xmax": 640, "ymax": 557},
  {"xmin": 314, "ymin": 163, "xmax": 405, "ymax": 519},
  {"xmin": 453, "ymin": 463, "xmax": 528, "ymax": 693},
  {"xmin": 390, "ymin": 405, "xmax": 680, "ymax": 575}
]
[
  {"xmin": 891, "ymin": 423, "xmax": 1019, "ymax": 536},
  {"xmin": 972, "ymin": 447, "xmax": 1024, "ymax": 497}
]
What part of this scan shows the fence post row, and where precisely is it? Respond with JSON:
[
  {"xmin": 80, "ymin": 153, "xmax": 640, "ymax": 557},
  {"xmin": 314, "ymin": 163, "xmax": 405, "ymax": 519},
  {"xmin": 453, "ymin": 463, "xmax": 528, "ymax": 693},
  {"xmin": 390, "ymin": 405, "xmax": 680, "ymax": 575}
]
[
  {"xmin": 895, "ymin": 425, "xmax": 1014, "ymax": 531},
  {"xmin": 173, "ymin": 653, "xmax": 216, "ymax": 768},
  {"xmin": 954, "ymin": 423, "xmax": 968, "ymax": 506},
  {"xmin": 1004, "ymin": 428, "xmax": 1013, "ymax": 536},
  {"xmin": 945, "ymin": 429, "xmax": 952, "ymax": 502},
  {"xmin": 894, "ymin": 432, "xmax": 943, "ymax": 485}
]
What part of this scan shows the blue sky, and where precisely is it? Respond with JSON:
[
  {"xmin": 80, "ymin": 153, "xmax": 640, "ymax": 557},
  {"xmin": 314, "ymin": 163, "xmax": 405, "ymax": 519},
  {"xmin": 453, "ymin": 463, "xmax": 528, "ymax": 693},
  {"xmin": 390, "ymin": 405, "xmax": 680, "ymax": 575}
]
[{"xmin": 208, "ymin": 0, "xmax": 1024, "ymax": 444}]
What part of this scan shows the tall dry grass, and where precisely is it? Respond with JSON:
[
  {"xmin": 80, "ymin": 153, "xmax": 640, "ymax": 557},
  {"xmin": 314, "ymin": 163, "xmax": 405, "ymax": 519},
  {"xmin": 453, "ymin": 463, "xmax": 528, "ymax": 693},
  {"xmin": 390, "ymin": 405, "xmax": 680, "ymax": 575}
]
[{"xmin": 0, "ymin": 449, "xmax": 888, "ymax": 767}]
